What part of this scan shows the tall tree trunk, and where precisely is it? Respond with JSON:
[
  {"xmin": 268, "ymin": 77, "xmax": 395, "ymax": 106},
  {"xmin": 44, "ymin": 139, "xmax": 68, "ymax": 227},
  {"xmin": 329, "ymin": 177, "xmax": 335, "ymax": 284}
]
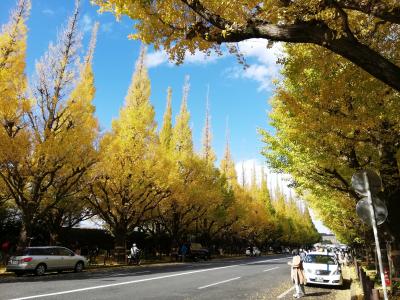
[
  {"xmin": 378, "ymin": 141, "xmax": 400, "ymax": 243},
  {"xmin": 18, "ymin": 218, "xmax": 34, "ymax": 248},
  {"xmin": 377, "ymin": 138, "xmax": 400, "ymax": 276},
  {"xmin": 49, "ymin": 231, "xmax": 59, "ymax": 246},
  {"xmin": 113, "ymin": 226, "xmax": 128, "ymax": 264}
]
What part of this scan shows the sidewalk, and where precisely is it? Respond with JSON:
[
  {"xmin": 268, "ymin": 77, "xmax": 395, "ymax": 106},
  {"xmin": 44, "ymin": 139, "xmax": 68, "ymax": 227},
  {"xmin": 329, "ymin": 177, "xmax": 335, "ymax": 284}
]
[
  {"xmin": 341, "ymin": 264, "xmax": 363, "ymax": 300},
  {"xmin": 273, "ymin": 265, "xmax": 358, "ymax": 300}
]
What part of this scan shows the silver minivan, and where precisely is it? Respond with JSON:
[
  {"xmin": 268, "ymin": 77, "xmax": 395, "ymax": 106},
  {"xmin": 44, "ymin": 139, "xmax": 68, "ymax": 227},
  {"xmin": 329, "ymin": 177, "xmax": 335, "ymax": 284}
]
[{"xmin": 6, "ymin": 246, "xmax": 87, "ymax": 276}]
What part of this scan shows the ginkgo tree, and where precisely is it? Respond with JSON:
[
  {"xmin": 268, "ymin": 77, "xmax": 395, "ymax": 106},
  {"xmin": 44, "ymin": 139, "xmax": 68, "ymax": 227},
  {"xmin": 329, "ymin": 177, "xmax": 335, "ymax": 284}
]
[
  {"xmin": 88, "ymin": 47, "xmax": 171, "ymax": 257},
  {"xmin": 43, "ymin": 23, "xmax": 100, "ymax": 244},
  {"xmin": 0, "ymin": 1, "xmax": 99, "ymax": 246},
  {"xmin": 155, "ymin": 78, "xmax": 214, "ymax": 245},
  {"xmin": 0, "ymin": 0, "xmax": 322, "ymax": 251},
  {"xmin": 93, "ymin": 0, "xmax": 400, "ymax": 92},
  {"xmin": 0, "ymin": 0, "xmax": 31, "ymax": 216},
  {"xmin": 260, "ymin": 43, "xmax": 400, "ymax": 244}
]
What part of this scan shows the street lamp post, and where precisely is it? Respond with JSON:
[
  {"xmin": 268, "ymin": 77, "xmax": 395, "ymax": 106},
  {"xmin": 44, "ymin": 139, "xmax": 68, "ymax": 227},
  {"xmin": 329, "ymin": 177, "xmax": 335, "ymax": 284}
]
[{"xmin": 362, "ymin": 171, "xmax": 388, "ymax": 300}]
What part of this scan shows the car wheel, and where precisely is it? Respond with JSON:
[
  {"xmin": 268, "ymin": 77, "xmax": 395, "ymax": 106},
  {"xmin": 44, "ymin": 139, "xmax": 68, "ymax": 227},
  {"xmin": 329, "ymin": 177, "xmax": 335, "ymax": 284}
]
[
  {"xmin": 74, "ymin": 261, "xmax": 84, "ymax": 273},
  {"xmin": 35, "ymin": 264, "xmax": 47, "ymax": 276}
]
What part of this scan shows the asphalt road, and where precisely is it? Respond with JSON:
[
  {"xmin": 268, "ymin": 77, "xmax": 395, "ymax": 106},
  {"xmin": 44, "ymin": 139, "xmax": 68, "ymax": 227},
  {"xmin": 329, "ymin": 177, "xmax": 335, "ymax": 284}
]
[{"xmin": 0, "ymin": 255, "xmax": 347, "ymax": 300}]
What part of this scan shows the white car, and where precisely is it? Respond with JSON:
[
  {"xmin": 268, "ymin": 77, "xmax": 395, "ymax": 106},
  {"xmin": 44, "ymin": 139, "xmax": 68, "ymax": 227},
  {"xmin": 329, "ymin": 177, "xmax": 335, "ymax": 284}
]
[
  {"xmin": 6, "ymin": 246, "xmax": 87, "ymax": 276},
  {"xmin": 245, "ymin": 247, "xmax": 261, "ymax": 256},
  {"xmin": 303, "ymin": 252, "xmax": 343, "ymax": 286}
]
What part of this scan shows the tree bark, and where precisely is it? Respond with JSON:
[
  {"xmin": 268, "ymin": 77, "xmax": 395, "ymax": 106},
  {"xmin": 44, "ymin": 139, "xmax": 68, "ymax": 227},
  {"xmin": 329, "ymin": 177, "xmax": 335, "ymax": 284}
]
[
  {"xmin": 18, "ymin": 219, "xmax": 34, "ymax": 248},
  {"xmin": 113, "ymin": 227, "xmax": 128, "ymax": 264},
  {"xmin": 204, "ymin": 21, "xmax": 400, "ymax": 92},
  {"xmin": 179, "ymin": 0, "xmax": 400, "ymax": 91}
]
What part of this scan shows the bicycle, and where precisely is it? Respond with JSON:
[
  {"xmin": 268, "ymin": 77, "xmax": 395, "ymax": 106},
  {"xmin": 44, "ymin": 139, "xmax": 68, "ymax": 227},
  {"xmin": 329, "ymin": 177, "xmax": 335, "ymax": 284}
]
[{"xmin": 127, "ymin": 251, "xmax": 141, "ymax": 266}]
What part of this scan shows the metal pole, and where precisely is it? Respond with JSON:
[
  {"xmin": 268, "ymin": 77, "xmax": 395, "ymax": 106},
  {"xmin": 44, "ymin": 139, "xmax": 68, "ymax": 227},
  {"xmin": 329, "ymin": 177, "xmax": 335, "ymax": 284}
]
[{"xmin": 363, "ymin": 171, "xmax": 388, "ymax": 300}]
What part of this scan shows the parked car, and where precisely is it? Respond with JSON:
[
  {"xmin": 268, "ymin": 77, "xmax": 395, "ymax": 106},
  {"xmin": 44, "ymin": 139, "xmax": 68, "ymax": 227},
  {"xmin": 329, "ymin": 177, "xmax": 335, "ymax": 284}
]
[
  {"xmin": 303, "ymin": 252, "xmax": 343, "ymax": 286},
  {"xmin": 245, "ymin": 246, "xmax": 261, "ymax": 256},
  {"xmin": 6, "ymin": 246, "xmax": 87, "ymax": 276},
  {"xmin": 189, "ymin": 243, "xmax": 210, "ymax": 261}
]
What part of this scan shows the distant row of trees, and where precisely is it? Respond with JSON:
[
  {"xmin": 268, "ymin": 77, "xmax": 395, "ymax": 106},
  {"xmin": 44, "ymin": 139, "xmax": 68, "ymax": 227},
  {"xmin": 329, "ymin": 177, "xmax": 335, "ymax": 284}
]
[
  {"xmin": 0, "ymin": 0, "xmax": 320, "ymax": 253},
  {"xmin": 92, "ymin": 0, "xmax": 400, "ymax": 251}
]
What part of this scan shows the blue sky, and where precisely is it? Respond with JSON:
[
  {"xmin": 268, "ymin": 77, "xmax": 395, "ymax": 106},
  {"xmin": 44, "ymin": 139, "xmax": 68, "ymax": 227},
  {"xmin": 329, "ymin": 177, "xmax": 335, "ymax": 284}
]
[
  {"xmin": 1, "ymin": 0, "xmax": 282, "ymax": 165},
  {"xmin": 1, "ymin": 0, "xmax": 330, "ymax": 233}
]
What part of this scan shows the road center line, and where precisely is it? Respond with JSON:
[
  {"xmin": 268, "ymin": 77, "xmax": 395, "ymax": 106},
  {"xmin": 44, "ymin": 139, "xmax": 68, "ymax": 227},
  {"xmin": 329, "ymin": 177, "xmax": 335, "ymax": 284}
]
[
  {"xmin": 263, "ymin": 266, "xmax": 280, "ymax": 272},
  {"xmin": 277, "ymin": 286, "xmax": 295, "ymax": 299},
  {"xmin": 198, "ymin": 277, "xmax": 241, "ymax": 290},
  {"xmin": 8, "ymin": 257, "xmax": 288, "ymax": 300}
]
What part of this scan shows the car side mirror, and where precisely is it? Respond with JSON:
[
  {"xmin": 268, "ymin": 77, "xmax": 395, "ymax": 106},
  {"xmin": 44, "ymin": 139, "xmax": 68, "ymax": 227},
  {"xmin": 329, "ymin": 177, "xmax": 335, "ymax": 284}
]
[{"xmin": 70, "ymin": 253, "xmax": 75, "ymax": 256}]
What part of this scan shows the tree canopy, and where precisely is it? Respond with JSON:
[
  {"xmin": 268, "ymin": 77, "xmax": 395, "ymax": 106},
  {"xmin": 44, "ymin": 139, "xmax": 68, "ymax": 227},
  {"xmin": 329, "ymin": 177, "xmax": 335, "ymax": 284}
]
[
  {"xmin": 0, "ymin": 0, "xmax": 320, "ymax": 252},
  {"xmin": 94, "ymin": 0, "xmax": 400, "ymax": 92},
  {"xmin": 260, "ymin": 43, "xmax": 400, "ymax": 244}
]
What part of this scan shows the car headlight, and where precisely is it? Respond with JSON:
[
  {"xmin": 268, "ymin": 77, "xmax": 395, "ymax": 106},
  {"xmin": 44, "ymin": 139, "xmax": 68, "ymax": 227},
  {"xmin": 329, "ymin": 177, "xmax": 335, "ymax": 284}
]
[{"xmin": 331, "ymin": 269, "xmax": 341, "ymax": 275}]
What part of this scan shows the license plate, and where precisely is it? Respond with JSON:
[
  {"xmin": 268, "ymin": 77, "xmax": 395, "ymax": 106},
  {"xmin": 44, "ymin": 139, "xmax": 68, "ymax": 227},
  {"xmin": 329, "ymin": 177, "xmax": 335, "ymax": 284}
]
[{"xmin": 315, "ymin": 277, "xmax": 324, "ymax": 282}]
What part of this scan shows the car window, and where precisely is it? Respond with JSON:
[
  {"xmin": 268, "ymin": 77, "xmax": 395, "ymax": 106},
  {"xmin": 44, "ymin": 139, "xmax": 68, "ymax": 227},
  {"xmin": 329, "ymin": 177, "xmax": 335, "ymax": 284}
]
[
  {"xmin": 304, "ymin": 255, "xmax": 336, "ymax": 265},
  {"xmin": 26, "ymin": 248, "xmax": 52, "ymax": 256},
  {"xmin": 57, "ymin": 248, "xmax": 73, "ymax": 256}
]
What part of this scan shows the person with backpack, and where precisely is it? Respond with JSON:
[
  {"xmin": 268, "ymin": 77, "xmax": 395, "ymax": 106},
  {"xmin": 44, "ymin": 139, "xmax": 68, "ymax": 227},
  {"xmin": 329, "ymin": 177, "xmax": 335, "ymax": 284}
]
[{"xmin": 288, "ymin": 254, "xmax": 306, "ymax": 298}]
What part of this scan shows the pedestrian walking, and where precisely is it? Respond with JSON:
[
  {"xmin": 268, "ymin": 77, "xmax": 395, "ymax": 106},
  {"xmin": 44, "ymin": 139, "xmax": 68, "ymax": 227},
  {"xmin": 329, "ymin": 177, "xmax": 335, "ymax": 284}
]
[
  {"xmin": 180, "ymin": 243, "xmax": 188, "ymax": 262},
  {"xmin": 288, "ymin": 255, "xmax": 306, "ymax": 298},
  {"xmin": 1, "ymin": 240, "xmax": 10, "ymax": 265}
]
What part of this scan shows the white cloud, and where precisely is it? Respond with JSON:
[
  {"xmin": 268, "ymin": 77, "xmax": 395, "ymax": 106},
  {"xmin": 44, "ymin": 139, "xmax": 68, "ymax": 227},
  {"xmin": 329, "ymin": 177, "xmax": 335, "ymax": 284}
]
[
  {"xmin": 145, "ymin": 51, "xmax": 169, "ymax": 68},
  {"xmin": 227, "ymin": 39, "xmax": 283, "ymax": 91},
  {"xmin": 145, "ymin": 48, "xmax": 224, "ymax": 68},
  {"xmin": 184, "ymin": 50, "xmax": 223, "ymax": 64},
  {"xmin": 101, "ymin": 22, "xmax": 113, "ymax": 33},
  {"xmin": 82, "ymin": 14, "xmax": 93, "ymax": 32},
  {"xmin": 42, "ymin": 8, "xmax": 55, "ymax": 16},
  {"xmin": 237, "ymin": 39, "xmax": 282, "ymax": 66},
  {"xmin": 235, "ymin": 159, "xmax": 294, "ymax": 198},
  {"xmin": 145, "ymin": 39, "xmax": 283, "ymax": 92},
  {"xmin": 235, "ymin": 159, "xmax": 264, "ymax": 186}
]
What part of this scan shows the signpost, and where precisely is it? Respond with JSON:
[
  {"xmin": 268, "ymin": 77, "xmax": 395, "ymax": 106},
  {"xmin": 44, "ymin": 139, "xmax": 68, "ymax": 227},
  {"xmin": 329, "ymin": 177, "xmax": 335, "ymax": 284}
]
[{"xmin": 351, "ymin": 169, "xmax": 388, "ymax": 300}]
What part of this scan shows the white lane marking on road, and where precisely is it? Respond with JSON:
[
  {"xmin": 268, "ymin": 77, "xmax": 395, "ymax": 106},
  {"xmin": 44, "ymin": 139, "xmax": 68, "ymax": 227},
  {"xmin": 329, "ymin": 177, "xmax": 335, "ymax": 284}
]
[
  {"xmin": 8, "ymin": 257, "xmax": 288, "ymax": 300},
  {"xmin": 263, "ymin": 267, "xmax": 280, "ymax": 272},
  {"xmin": 277, "ymin": 286, "xmax": 295, "ymax": 299},
  {"xmin": 245, "ymin": 258, "xmax": 287, "ymax": 265},
  {"xmin": 197, "ymin": 277, "xmax": 241, "ymax": 290}
]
